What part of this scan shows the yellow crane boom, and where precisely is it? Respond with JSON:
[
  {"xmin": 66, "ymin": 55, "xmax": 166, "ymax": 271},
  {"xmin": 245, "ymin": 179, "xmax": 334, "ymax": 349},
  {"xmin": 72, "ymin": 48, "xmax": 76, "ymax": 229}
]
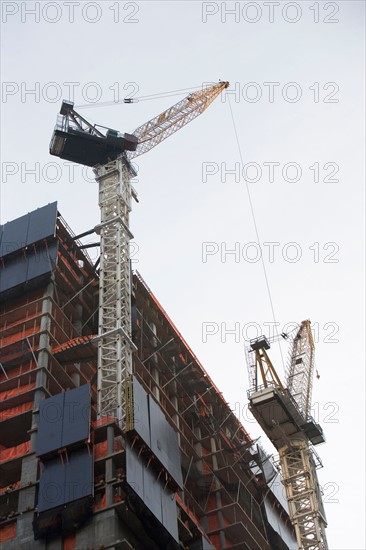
[
  {"xmin": 286, "ymin": 319, "xmax": 315, "ymax": 419},
  {"xmin": 129, "ymin": 81, "xmax": 229, "ymax": 158}
]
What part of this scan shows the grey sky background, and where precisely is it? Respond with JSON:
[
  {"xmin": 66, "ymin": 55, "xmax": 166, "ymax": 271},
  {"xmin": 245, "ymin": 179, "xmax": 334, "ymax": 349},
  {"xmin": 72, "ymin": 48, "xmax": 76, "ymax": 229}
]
[{"xmin": 1, "ymin": 1, "xmax": 365, "ymax": 548}]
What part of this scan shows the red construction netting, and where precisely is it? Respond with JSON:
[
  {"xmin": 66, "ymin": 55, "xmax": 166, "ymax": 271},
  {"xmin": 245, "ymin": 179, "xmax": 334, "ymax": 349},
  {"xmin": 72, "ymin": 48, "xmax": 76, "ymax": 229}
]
[
  {"xmin": 93, "ymin": 492, "xmax": 121, "ymax": 512},
  {"xmin": 0, "ymin": 441, "xmax": 30, "ymax": 463},
  {"xmin": 94, "ymin": 439, "xmax": 123, "ymax": 459},
  {"xmin": 52, "ymin": 335, "xmax": 94, "ymax": 355},
  {"xmin": 0, "ymin": 382, "xmax": 35, "ymax": 401},
  {"xmin": 0, "ymin": 481, "xmax": 21, "ymax": 494},
  {"xmin": 93, "ymin": 493, "xmax": 106, "ymax": 511},
  {"xmin": 63, "ymin": 532, "xmax": 76, "ymax": 550},
  {"xmin": 91, "ymin": 416, "xmax": 117, "ymax": 428},
  {"xmin": 1, "ymin": 325, "xmax": 40, "ymax": 348},
  {"xmin": 0, "ymin": 401, "xmax": 33, "ymax": 420},
  {"xmin": 0, "ymin": 523, "xmax": 16, "ymax": 542},
  {"xmin": 0, "ymin": 361, "xmax": 36, "ymax": 383}
]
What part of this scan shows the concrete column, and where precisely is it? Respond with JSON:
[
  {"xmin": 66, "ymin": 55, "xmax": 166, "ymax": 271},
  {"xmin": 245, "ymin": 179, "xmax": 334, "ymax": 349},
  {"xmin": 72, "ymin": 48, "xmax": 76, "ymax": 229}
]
[
  {"xmin": 105, "ymin": 426, "xmax": 115, "ymax": 506},
  {"xmin": 30, "ymin": 283, "xmax": 54, "ymax": 453},
  {"xmin": 18, "ymin": 455, "xmax": 38, "ymax": 513},
  {"xmin": 71, "ymin": 302, "xmax": 83, "ymax": 386},
  {"xmin": 193, "ymin": 425, "xmax": 203, "ymax": 473},
  {"xmin": 211, "ymin": 436, "xmax": 226, "ymax": 548}
]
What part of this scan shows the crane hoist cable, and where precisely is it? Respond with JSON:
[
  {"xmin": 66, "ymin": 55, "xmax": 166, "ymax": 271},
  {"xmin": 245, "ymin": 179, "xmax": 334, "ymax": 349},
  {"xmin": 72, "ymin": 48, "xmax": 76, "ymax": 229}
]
[
  {"xmin": 227, "ymin": 97, "xmax": 285, "ymax": 369},
  {"xmin": 75, "ymin": 84, "xmax": 207, "ymax": 109}
]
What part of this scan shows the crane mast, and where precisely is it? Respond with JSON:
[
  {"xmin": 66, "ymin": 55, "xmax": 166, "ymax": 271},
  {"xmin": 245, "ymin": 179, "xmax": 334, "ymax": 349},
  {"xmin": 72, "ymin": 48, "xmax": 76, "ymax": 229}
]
[
  {"xmin": 246, "ymin": 323, "xmax": 328, "ymax": 550},
  {"xmin": 286, "ymin": 320, "xmax": 315, "ymax": 419},
  {"xmin": 49, "ymin": 82, "xmax": 228, "ymax": 426},
  {"xmin": 93, "ymin": 157, "xmax": 135, "ymax": 422}
]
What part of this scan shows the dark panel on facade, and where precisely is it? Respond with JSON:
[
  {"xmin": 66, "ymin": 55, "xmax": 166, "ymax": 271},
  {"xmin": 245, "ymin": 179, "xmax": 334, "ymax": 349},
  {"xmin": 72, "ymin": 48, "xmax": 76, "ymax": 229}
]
[
  {"xmin": 27, "ymin": 202, "xmax": 57, "ymax": 246},
  {"xmin": 0, "ymin": 202, "xmax": 57, "ymax": 259},
  {"xmin": 125, "ymin": 442, "xmax": 179, "ymax": 543},
  {"xmin": 132, "ymin": 376, "xmax": 150, "ymax": 446},
  {"xmin": 26, "ymin": 243, "xmax": 58, "ymax": 280},
  {"xmin": 62, "ymin": 384, "xmax": 91, "ymax": 448},
  {"xmin": 0, "ymin": 257, "xmax": 27, "ymax": 293},
  {"xmin": 36, "ymin": 392, "xmax": 64, "ymax": 457},
  {"xmin": 64, "ymin": 447, "xmax": 93, "ymax": 503},
  {"xmin": 126, "ymin": 443, "xmax": 144, "ymax": 500},
  {"xmin": 38, "ymin": 457, "xmax": 65, "ymax": 512},
  {"xmin": 264, "ymin": 498, "xmax": 296, "ymax": 550},
  {"xmin": 161, "ymin": 487, "xmax": 179, "ymax": 541},
  {"xmin": 34, "ymin": 497, "xmax": 93, "ymax": 539},
  {"xmin": 257, "ymin": 445, "xmax": 277, "ymax": 483},
  {"xmin": 0, "ymin": 243, "xmax": 57, "ymax": 297},
  {"xmin": 0, "ymin": 213, "xmax": 29, "ymax": 257},
  {"xmin": 38, "ymin": 449, "xmax": 93, "ymax": 513},
  {"xmin": 143, "ymin": 462, "xmax": 163, "ymax": 524},
  {"xmin": 148, "ymin": 396, "xmax": 183, "ymax": 488},
  {"xmin": 36, "ymin": 385, "xmax": 91, "ymax": 457}
]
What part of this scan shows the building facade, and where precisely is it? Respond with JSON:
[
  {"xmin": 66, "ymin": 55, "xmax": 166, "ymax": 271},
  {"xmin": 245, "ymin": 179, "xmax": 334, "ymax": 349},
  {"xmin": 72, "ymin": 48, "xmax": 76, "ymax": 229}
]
[{"xmin": 0, "ymin": 204, "xmax": 296, "ymax": 550}]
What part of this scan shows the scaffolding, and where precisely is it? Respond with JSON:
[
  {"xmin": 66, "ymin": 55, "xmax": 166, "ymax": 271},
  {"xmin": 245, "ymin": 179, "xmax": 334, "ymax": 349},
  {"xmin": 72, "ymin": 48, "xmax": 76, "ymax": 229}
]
[
  {"xmin": 132, "ymin": 272, "xmax": 289, "ymax": 549},
  {"xmin": 0, "ymin": 207, "xmax": 295, "ymax": 550}
]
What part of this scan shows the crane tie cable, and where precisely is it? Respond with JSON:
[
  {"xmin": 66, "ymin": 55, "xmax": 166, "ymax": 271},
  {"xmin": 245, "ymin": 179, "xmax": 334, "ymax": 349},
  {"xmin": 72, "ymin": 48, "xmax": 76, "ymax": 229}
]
[
  {"xmin": 75, "ymin": 85, "xmax": 205, "ymax": 109},
  {"xmin": 227, "ymin": 97, "xmax": 285, "ymax": 369}
]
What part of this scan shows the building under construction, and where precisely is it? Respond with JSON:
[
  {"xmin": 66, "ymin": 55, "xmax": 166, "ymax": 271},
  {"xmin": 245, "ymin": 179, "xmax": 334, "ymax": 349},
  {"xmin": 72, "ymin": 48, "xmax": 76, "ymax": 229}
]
[{"xmin": 0, "ymin": 202, "xmax": 297, "ymax": 550}]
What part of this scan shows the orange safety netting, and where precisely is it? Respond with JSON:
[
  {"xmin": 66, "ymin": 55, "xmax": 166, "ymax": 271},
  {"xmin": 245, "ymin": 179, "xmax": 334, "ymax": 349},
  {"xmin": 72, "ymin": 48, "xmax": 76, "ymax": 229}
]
[
  {"xmin": 52, "ymin": 335, "xmax": 94, "ymax": 355},
  {"xmin": 201, "ymin": 447, "xmax": 211, "ymax": 474},
  {"xmin": 63, "ymin": 532, "xmax": 76, "ymax": 550},
  {"xmin": 0, "ymin": 362, "xmax": 36, "ymax": 383},
  {"xmin": 58, "ymin": 254, "xmax": 82, "ymax": 286},
  {"xmin": 94, "ymin": 439, "xmax": 123, "ymax": 459},
  {"xmin": 93, "ymin": 492, "xmax": 122, "ymax": 512},
  {"xmin": 0, "ymin": 441, "xmax": 30, "ymax": 463},
  {"xmin": 0, "ymin": 481, "xmax": 20, "ymax": 494},
  {"xmin": 91, "ymin": 416, "xmax": 117, "ymax": 428},
  {"xmin": 94, "ymin": 442, "xmax": 107, "ymax": 459},
  {"xmin": 0, "ymin": 382, "xmax": 35, "ymax": 401},
  {"xmin": 0, "ymin": 522, "xmax": 16, "ymax": 542},
  {"xmin": 1, "ymin": 325, "xmax": 40, "ymax": 348},
  {"xmin": 0, "ymin": 401, "xmax": 33, "ymax": 420},
  {"xmin": 93, "ymin": 493, "xmax": 106, "ymax": 511},
  {"xmin": 210, "ymin": 534, "xmax": 221, "ymax": 548},
  {"xmin": 1, "ymin": 310, "xmax": 40, "ymax": 332}
]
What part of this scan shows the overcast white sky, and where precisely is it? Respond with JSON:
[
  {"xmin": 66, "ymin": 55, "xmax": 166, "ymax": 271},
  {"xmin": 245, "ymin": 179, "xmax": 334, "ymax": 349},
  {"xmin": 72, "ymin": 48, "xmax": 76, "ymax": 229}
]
[{"xmin": 1, "ymin": 1, "xmax": 365, "ymax": 548}]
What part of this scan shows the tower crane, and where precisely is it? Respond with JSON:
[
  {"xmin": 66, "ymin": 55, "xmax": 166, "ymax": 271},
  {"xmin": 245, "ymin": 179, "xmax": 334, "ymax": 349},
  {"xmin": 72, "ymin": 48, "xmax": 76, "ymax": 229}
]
[
  {"xmin": 49, "ymin": 81, "xmax": 229, "ymax": 427},
  {"xmin": 246, "ymin": 321, "xmax": 328, "ymax": 550}
]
